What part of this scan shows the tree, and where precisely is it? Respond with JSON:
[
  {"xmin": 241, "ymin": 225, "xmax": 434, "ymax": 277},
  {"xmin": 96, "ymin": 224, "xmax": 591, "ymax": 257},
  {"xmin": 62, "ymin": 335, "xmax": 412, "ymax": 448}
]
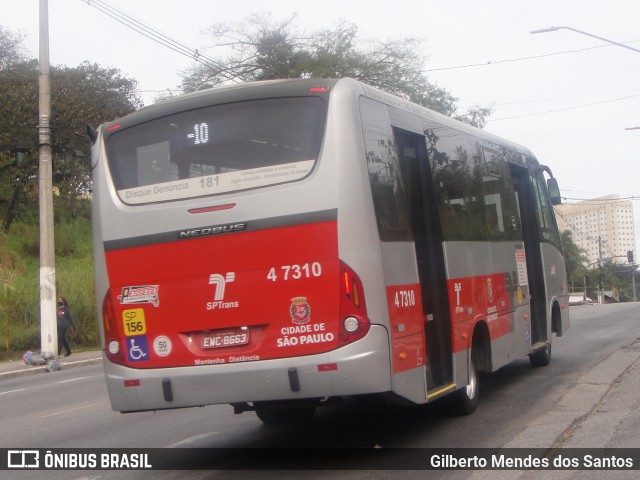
[
  {"xmin": 0, "ymin": 26, "xmax": 28, "ymax": 69},
  {"xmin": 584, "ymin": 260, "xmax": 637, "ymax": 303},
  {"xmin": 0, "ymin": 26, "xmax": 143, "ymax": 230},
  {"xmin": 50, "ymin": 62, "xmax": 143, "ymax": 217},
  {"xmin": 180, "ymin": 13, "xmax": 492, "ymax": 125},
  {"xmin": 0, "ymin": 26, "xmax": 38, "ymax": 232},
  {"xmin": 561, "ymin": 230, "xmax": 588, "ymax": 286}
]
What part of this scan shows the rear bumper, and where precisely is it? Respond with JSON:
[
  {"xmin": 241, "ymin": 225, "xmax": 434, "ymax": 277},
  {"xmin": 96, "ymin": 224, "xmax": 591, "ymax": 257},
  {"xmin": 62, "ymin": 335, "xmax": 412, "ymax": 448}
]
[{"xmin": 104, "ymin": 326, "xmax": 391, "ymax": 412}]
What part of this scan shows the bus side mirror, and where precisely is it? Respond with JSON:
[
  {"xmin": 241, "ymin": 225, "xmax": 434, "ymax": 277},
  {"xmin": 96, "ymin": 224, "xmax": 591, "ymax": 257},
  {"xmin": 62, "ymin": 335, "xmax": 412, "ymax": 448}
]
[
  {"xmin": 87, "ymin": 125, "xmax": 98, "ymax": 145},
  {"xmin": 547, "ymin": 178, "xmax": 562, "ymax": 205}
]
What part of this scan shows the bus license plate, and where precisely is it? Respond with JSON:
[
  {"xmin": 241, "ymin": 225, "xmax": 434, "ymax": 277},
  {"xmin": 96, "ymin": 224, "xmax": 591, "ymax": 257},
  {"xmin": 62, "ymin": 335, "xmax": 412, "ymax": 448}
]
[{"xmin": 202, "ymin": 330, "xmax": 249, "ymax": 349}]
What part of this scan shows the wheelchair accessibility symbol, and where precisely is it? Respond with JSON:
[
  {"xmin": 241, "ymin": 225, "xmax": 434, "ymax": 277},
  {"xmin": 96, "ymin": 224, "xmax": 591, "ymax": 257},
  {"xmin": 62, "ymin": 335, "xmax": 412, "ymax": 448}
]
[{"xmin": 126, "ymin": 336, "xmax": 149, "ymax": 362}]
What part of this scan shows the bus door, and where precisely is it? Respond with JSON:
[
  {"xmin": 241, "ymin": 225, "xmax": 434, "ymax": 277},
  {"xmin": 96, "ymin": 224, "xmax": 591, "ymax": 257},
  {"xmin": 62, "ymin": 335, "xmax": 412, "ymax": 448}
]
[
  {"xmin": 509, "ymin": 162, "xmax": 548, "ymax": 347},
  {"xmin": 393, "ymin": 127, "xmax": 453, "ymax": 391}
]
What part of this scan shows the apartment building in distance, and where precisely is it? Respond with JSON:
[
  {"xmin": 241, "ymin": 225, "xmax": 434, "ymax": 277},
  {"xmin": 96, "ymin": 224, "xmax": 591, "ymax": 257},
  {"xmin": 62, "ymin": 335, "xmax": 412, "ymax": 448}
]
[{"xmin": 555, "ymin": 195, "xmax": 636, "ymax": 265}]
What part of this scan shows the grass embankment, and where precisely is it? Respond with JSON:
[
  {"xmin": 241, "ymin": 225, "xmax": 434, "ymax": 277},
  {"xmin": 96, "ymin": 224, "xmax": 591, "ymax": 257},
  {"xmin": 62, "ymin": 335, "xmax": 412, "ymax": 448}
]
[{"xmin": 0, "ymin": 200, "xmax": 99, "ymax": 359}]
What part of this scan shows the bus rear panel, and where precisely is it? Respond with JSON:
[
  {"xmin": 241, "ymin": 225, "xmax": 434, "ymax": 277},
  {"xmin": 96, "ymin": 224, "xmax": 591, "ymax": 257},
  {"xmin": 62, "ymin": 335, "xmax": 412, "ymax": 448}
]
[{"xmin": 93, "ymin": 80, "xmax": 393, "ymax": 413}]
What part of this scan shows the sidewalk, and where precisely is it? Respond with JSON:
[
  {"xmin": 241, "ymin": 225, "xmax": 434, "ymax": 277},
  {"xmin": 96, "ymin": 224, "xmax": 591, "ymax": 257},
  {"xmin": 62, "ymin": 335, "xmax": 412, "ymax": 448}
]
[
  {"xmin": 0, "ymin": 349, "xmax": 103, "ymax": 381},
  {"xmin": 470, "ymin": 339, "xmax": 640, "ymax": 479}
]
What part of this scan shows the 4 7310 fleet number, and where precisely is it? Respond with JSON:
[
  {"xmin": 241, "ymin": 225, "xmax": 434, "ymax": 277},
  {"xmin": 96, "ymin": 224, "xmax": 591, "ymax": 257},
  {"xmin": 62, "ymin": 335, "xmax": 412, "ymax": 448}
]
[{"xmin": 267, "ymin": 262, "xmax": 322, "ymax": 282}]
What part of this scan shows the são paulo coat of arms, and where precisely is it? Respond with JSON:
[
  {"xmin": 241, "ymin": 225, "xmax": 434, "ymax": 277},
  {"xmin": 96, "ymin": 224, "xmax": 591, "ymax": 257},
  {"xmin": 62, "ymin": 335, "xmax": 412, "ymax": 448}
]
[{"xmin": 290, "ymin": 297, "xmax": 311, "ymax": 325}]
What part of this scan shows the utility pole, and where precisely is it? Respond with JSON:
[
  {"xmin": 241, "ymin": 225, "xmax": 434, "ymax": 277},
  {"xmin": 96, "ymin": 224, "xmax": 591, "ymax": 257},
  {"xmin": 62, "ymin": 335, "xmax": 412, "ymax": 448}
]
[
  {"xmin": 598, "ymin": 236, "xmax": 604, "ymax": 304},
  {"xmin": 630, "ymin": 250, "xmax": 637, "ymax": 302},
  {"xmin": 39, "ymin": 0, "xmax": 57, "ymax": 355}
]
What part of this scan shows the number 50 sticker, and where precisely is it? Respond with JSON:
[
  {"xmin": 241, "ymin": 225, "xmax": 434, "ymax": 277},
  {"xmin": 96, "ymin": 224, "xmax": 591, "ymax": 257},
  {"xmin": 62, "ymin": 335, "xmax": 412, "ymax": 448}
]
[{"xmin": 122, "ymin": 308, "xmax": 147, "ymax": 336}]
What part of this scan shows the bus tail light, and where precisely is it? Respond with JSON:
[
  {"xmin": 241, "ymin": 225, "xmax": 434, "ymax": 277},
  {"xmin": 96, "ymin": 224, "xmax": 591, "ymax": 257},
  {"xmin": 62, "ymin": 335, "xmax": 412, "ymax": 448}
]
[
  {"xmin": 107, "ymin": 339, "xmax": 120, "ymax": 356},
  {"xmin": 102, "ymin": 290, "xmax": 125, "ymax": 365},
  {"xmin": 343, "ymin": 270, "xmax": 361, "ymax": 307},
  {"xmin": 102, "ymin": 291, "xmax": 114, "ymax": 332},
  {"xmin": 339, "ymin": 262, "xmax": 370, "ymax": 347}
]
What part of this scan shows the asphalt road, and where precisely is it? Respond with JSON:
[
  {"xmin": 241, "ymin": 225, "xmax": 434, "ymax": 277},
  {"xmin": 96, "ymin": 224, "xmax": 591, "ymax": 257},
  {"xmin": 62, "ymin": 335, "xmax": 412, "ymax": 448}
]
[{"xmin": 2, "ymin": 303, "xmax": 639, "ymax": 480}]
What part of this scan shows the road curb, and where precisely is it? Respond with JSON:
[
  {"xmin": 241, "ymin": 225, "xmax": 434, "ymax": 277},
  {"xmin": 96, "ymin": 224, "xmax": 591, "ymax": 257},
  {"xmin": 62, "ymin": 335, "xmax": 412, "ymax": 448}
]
[
  {"xmin": 468, "ymin": 342, "xmax": 640, "ymax": 480},
  {"xmin": 0, "ymin": 356, "xmax": 103, "ymax": 381},
  {"xmin": 508, "ymin": 344, "xmax": 640, "ymax": 450}
]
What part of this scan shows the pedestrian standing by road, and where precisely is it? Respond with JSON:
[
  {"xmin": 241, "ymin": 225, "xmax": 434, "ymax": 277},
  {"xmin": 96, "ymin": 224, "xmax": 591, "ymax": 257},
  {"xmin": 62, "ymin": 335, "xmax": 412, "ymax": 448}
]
[{"xmin": 56, "ymin": 296, "xmax": 76, "ymax": 357}]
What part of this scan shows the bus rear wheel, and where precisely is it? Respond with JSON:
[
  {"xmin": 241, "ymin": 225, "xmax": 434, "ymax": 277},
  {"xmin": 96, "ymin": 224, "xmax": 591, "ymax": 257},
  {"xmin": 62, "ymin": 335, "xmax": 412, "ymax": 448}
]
[
  {"xmin": 450, "ymin": 352, "xmax": 479, "ymax": 415},
  {"xmin": 529, "ymin": 343, "xmax": 551, "ymax": 367},
  {"xmin": 254, "ymin": 400, "xmax": 316, "ymax": 425}
]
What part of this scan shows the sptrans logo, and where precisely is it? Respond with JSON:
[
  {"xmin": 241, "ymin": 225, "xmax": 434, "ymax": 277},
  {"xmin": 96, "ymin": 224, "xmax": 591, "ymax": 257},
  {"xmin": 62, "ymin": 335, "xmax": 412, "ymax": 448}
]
[{"xmin": 206, "ymin": 272, "xmax": 240, "ymax": 310}]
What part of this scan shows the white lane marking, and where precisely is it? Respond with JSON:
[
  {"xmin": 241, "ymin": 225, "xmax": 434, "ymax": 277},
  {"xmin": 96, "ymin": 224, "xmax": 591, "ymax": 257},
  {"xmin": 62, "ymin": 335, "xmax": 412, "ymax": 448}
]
[
  {"xmin": 0, "ymin": 374, "xmax": 100, "ymax": 397},
  {"xmin": 41, "ymin": 403, "xmax": 98, "ymax": 418},
  {"xmin": 0, "ymin": 388, "xmax": 26, "ymax": 396},
  {"xmin": 166, "ymin": 432, "xmax": 219, "ymax": 447},
  {"xmin": 56, "ymin": 375, "xmax": 101, "ymax": 384}
]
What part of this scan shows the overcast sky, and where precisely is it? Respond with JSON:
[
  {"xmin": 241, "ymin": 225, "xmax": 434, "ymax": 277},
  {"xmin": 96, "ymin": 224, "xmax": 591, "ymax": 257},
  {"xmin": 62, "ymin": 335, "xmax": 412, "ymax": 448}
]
[{"xmin": 4, "ymin": 0, "xmax": 640, "ymax": 253}]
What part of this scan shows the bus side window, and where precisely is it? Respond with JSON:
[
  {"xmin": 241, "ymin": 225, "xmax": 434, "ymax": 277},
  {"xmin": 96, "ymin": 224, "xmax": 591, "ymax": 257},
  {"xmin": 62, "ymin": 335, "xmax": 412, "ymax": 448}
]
[
  {"xmin": 423, "ymin": 125, "xmax": 523, "ymax": 242},
  {"xmin": 530, "ymin": 174, "xmax": 562, "ymax": 249},
  {"xmin": 360, "ymin": 98, "xmax": 413, "ymax": 242},
  {"xmin": 481, "ymin": 146, "xmax": 523, "ymax": 241}
]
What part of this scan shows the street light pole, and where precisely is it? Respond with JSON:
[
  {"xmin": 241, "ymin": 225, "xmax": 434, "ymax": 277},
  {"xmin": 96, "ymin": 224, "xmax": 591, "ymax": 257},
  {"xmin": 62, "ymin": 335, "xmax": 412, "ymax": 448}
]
[
  {"xmin": 530, "ymin": 26, "xmax": 640, "ymax": 54},
  {"xmin": 532, "ymin": 26, "xmax": 639, "ymax": 203},
  {"xmin": 39, "ymin": 0, "xmax": 57, "ymax": 355}
]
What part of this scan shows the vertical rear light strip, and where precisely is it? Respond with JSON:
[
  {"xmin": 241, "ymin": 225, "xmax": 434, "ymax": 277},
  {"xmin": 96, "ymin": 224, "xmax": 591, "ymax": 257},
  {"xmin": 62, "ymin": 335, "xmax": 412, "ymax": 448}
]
[
  {"xmin": 103, "ymin": 290, "xmax": 126, "ymax": 365},
  {"xmin": 102, "ymin": 292, "xmax": 114, "ymax": 333},
  {"xmin": 339, "ymin": 262, "xmax": 370, "ymax": 347}
]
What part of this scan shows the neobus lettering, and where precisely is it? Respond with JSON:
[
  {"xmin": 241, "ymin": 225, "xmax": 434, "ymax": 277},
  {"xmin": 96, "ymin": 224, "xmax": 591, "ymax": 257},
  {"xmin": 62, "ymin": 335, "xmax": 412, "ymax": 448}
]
[{"xmin": 179, "ymin": 223, "xmax": 246, "ymax": 239}]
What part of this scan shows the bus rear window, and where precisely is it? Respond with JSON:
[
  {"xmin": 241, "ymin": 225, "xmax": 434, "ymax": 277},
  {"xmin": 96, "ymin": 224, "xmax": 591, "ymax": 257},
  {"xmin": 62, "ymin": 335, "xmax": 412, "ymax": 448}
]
[{"xmin": 105, "ymin": 97, "xmax": 325, "ymax": 204}]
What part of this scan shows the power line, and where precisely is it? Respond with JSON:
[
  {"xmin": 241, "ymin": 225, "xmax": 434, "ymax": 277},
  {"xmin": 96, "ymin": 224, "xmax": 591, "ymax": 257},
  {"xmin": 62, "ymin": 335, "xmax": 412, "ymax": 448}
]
[
  {"xmin": 561, "ymin": 195, "xmax": 640, "ymax": 204},
  {"xmin": 82, "ymin": 0, "xmax": 238, "ymax": 83},
  {"xmin": 459, "ymin": 88, "xmax": 640, "ymax": 111},
  {"xmin": 426, "ymin": 39, "xmax": 640, "ymax": 72},
  {"xmin": 563, "ymin": 188, "xmax": 633, "ymax": 195},
  {"xmin": 488, "ymin": 93, "xmax": 640, "ymax": 122}
]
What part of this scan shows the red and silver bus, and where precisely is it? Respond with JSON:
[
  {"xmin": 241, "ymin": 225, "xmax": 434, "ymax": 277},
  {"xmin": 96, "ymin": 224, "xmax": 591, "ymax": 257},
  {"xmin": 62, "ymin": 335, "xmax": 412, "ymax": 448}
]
[{"xmin": 91, "ymin": 78, "xmax": 568, "ymax": 422}]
